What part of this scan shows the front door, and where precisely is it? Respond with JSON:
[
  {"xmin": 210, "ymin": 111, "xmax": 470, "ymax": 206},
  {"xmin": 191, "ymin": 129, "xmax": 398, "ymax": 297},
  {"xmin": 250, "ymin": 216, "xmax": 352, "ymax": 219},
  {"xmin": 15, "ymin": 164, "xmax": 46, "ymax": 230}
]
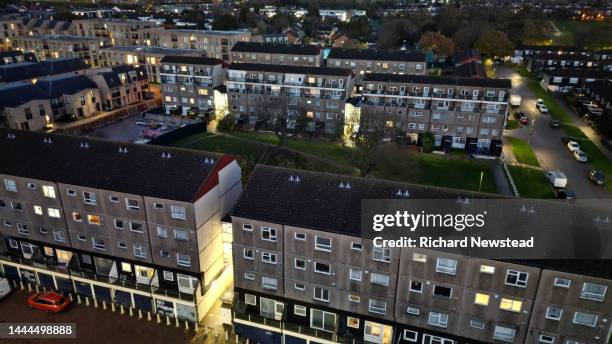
[{"xmin": 364, "ymin": 321, "xmax": 393, "ymax": 344}]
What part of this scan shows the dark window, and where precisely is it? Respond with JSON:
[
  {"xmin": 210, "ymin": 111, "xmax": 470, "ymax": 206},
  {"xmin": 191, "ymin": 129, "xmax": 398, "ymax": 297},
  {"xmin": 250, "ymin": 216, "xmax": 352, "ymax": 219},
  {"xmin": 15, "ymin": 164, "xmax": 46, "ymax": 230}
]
[{"xmin": 433, "ymin": 285, "xmax": 452, "ymax": 298}]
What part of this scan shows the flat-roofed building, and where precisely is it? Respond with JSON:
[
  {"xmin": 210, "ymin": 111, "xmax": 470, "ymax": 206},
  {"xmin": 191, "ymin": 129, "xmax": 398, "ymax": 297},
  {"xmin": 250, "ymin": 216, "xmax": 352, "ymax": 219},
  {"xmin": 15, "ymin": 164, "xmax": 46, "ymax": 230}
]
[
  {"xmin": 230, "ymin": 42, "xmax": 323, "ymax": 67},
  {"xmin": 154, "ymin": 29, "xmax": 251, "ymax": 61},
  {"xmin": 11, "ymin": 35, "xmax": 110, "ymax": 67}
]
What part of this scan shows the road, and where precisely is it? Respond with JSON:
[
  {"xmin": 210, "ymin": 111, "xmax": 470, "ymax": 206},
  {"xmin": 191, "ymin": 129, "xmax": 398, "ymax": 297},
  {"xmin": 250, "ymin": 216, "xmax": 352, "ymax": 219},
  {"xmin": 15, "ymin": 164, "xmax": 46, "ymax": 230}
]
[{"xmin": 497, "ymin": 65, "xmax": 609, "ymax": 199}]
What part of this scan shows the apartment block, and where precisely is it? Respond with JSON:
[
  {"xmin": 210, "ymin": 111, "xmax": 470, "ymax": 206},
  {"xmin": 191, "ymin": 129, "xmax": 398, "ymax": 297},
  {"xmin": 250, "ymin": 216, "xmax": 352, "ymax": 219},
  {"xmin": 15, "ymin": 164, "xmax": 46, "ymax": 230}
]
[
  {"xmin": 226, "ymin": 63, "xmax": 354, "ymax": 133},
  {"xmin": 230, "ymin": 42, "xmax": 323, "ymax": 67},
  {"xmin": 86, "ymin": 64, "xmax": 150, "ymax": 111},
  {"xmin": 154, "ymin": 29, "xmax": 251, "ymax": 61},
  {"xmin": 0, "ymin": 50, "xmax": 38, "ymax": 65},
  {"xmin": 326, "ymin": 48, "xmax": 427, "ymax": 86},
  {"xmin": 361, "ymin": 74, "xmax": 510, "ymax": 155},
  {"xmin": 231, "ymin": 165, "xmax": 612, "ymax": 344},
  {"xmin": 540, "ymin": 69, "xmax": 612, "ymax": 93},
  {"xmin": 0, "ymin": 129, "xmax": 242, "ymax": 323},
  {"xmin": 72, "ymin": 19, "xmax": 157, "ymax": 46},
  {"xmin": 159, "ymin": 56, "xmax": 227, "ymax": 116},
  {"xmin": 100, "ymin": 45, "xmax": 203, "ymax": 83},
  {"xmin": 11, "ymin": 35, "xmax": 110, "ymax": 67}
]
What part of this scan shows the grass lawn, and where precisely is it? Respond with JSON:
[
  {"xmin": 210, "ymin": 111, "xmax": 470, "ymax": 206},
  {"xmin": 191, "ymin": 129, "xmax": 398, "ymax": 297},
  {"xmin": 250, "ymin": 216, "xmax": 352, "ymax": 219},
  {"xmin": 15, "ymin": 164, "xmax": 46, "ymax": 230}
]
[
  {"xmin": 508, "ymin": 137, "xmax": 540, "ymax": 167},
  {"xmin": 560, "ymin": 123, "xmax": 589, "ymax": 139},
  {"xmin": 552, "ymin": 20, "xmax": 603, "ymax": 46},
  {"xmin": 505, "ymin": 120, "xmax": 520, "ymax": 130},
  {"xmin": 508, "ymin": 166, "xmax": 554, "ymax": 198},
  {"xmin": 526, "ymin": 81, "xmax": 574, "ymax": 123}
]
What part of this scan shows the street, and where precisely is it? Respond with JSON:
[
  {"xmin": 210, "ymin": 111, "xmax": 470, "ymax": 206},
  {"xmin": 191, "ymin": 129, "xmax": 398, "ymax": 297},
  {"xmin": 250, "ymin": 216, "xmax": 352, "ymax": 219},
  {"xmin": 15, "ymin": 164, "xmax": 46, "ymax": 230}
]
[{"xmin": 497, "ymin": 65, "xmax": 609, "ymax": 199}]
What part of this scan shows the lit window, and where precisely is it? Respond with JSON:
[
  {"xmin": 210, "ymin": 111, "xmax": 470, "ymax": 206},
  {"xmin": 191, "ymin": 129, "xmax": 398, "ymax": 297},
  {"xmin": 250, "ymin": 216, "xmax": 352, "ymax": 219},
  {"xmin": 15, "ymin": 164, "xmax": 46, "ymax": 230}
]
[
  {"xmin": 34, "ymin": 205, "xmax": 43, "ymax": 215},
  {"xmin": 347, "ymin": 317, "xmax": 359, "ymax": 328},
  {"xmin": 47, "ymin": 208, "xmax": 61, "ymax": 218},
  {"xmin": 436, "ymin": 257, "xmax": 457, "ymax": 275},
  {"xmin": 42, "ymin": 185, "xmax": 56, "ymax": 199},
  {"xmin": 499, "ymin": 298, "xmax": 522, "ymax": 312},
  {"xmin": 480, "ymin": 265, "xmax": 495, "ymax": 274},
  {"xmin": 474, "ymin": 293, "xmax": 490, "ymax": 306},
  {"xmin": 72, "ymin": 212, "xmax": 82, "ymax": 222},
  {"xmin": 87, "ymin": 215, "xmax": 101, "ymax": 225},
  {"xmin": 348, "ymin": 293, "xmax": 360, "ymax": 303}
]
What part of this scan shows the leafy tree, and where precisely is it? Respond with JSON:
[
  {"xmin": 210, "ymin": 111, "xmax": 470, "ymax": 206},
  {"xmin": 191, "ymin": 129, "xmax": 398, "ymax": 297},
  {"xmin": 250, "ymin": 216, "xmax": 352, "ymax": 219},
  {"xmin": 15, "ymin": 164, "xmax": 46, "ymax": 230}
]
[
  {"xmin": 212, "ymin": 13, "xmax": 240, "ymax": 30},
  {"xmin": 217, "ymin": 114, "xmax": 236, "ymax": 131},
  {"xmin": 418, "ymin": 31, "xmax": 455, "ymax": 56},
  {"xmin": 452, "ymin": 27, "xmax": 479, "ymax": 50},
  {"xmin": 474, "ymin": 30, "xmax": 514, "ymax": 58},
  {"xmin": 351, "ymin": 129, "xmax": 385, "ymax": 177},
  {"xmin": 271, "ymin": 14, "xmax": 293, "ymax": 33},
  {"xmin": 338, "ymin": 16, "xmax": 371, "ymax": 42}
]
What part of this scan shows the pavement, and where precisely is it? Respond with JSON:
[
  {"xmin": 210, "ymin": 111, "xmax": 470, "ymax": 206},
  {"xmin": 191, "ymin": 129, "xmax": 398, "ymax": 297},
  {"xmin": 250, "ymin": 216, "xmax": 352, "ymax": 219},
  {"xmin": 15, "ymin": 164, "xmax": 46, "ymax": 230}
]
[{"xmin": 497, "ymin": 65, "xmax": 609, "ymax": 199}]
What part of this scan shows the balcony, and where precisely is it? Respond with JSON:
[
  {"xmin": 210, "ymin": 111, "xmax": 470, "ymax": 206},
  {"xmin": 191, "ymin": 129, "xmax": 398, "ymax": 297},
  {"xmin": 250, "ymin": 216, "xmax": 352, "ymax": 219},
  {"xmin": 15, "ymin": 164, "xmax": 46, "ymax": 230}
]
[
  {"xmin": 386, "ymin": 102, "xmax": 407, "ymax": 107},
  {"xmin": 246, "ymin": 77, "xmax": 262, "ymax": 83},
  {"xmin": 431, "ymin": 93, "xmax": 450, "ymax": 99},
  {"xmin": 386, "ymin": 90, "xmax": 406, "ymax": 96},
  {"xmin": 228, "ymin": 77, "xmax": 246, "ymax": 82},
  {"xmin": 456, "ymin": 94, "xmax": 482, "ymax": 100},
  {"xmin": 284, "ymin": 81, "xmax": 304, "ymax": 87},
  {"xmin": 365, "ymin": 100, "xmax": 385, "ymax": 107}
]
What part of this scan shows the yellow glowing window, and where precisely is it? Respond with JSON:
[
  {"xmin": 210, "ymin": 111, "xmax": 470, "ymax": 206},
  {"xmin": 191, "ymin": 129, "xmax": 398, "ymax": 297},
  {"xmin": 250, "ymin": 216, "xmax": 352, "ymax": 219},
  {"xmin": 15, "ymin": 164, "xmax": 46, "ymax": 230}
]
[
  {"xmin": 307, "ymin": 111, "xmax": 314, "ymax": 118},
  {"xmin": 42, "ymin": 185, "xmax": 56, "ymax": 199},
  {"xmin": 347, "ymin": 317, "xmax": 359, "ymax": 328},
  {"xmin": 164, "ymin": 96, "xmax": 172, "ymax": 102},
  {"xmin": 198, "ymin": 89, "xmax": 208, "ymax": 96},
  {"xmin": 87, "ymin": 215, "xmax": 101, "ymax": 225},
  {"xmin": 382, "ymin": 63, "xmax": 389, "ymax": 69},
  {"xmin": 308, "ymin": 77, "xmax": 316, "ymax": 83},
  {"xmin": 34, "ymin": 205, "xmax": 43, "ymax": 215},
  {"xmin": 180, "ymin": 65, "xmax": 188, "ymax": 72},
  {"xmin": 499, "ymin": 298, "xmax": 522, "ymax": 312},
  {"xmin": 474, "ymin": 293, "xmax": 490, "ymax": 306},
  {"xmin": 480, "ymin": 265, "xmax": 495, "ymax": 274}
]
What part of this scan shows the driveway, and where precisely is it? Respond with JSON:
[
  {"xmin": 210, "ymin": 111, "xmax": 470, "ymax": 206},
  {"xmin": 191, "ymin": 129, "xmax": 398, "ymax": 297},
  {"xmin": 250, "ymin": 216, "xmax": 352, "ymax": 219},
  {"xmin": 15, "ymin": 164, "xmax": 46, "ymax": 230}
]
[{"xmin": 497, "ymin": 65, "xmax": 609, "ymax": 199}]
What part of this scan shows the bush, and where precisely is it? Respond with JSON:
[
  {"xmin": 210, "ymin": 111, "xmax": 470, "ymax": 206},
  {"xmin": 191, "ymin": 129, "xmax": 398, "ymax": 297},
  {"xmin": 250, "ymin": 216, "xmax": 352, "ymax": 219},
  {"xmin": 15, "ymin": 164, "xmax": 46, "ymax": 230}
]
[
  {"xmin": 217, "ymin": 114, "xmax": 236, "ymax": 131},
  {"xmin": 422, "ymin": 133, "xmax": 434, "ymax": 153}
]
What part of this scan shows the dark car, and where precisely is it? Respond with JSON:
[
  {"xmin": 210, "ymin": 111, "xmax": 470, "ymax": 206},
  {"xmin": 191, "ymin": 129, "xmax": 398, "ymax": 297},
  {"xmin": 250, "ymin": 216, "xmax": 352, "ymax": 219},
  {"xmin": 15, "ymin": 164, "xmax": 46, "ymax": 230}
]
[
  {"xmin": 513, "ymin": 111, "xmax": 526, "ymax": 120},
  {"xmin": 27, "ymin": 291, "xmax": 71, "ymax": 313},
  {"xmin": 588, "ymin": 170, "xmax": 606, "ymax": 186},
  {"xmin": 549, "ymin": 119, "xmax": 560, "ymax": 128},
  {"xmin": 556, "ymin": 189, "xmax": 576, "ymax": 200}
]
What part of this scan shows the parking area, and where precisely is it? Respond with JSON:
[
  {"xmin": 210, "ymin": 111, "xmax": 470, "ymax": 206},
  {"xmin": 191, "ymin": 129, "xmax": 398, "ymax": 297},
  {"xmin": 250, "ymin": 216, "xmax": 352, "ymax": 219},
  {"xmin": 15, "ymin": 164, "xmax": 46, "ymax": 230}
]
[{"xmin": 0, "ymin": 290, "xmax": 194, "ymax": 344}]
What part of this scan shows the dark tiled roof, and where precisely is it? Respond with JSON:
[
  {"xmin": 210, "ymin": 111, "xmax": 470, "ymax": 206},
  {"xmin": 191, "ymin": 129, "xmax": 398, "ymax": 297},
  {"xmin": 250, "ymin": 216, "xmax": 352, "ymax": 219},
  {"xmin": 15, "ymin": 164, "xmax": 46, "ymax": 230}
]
[
  {"xmin": 35, "ymin": 75, "xmax": 98, "ymax": 98},
  {"xmin": 102, "ymin": 72, "xmax": 121, "ymax": 88},
  {"xmin": 452, "ymin": 49, "xmax": 481, "ymax": 64},
  {"xmin": 228, "ymin": 63, "xmax": 353, "ymax": 77},
  {"xmin": 585, "ymin": 80, "xmax": 612, "ymax": 104},
  {"xmin": 0, "ymin": 83, "xmax": 48, "ymax": 107},
  {"xmin": 0, "ymin": 129, "xmax": 227, "ymax": 202},
  {"xmin": 111, "ymin": 64, "xmax": 149, "ymax": 81},
  {"xmin": 160, "ymin": 55, "xmax": 225, "ymax": 66},
  {"xmin": 454, "ymin": 61, "xmax": 486, "ymax": 78},
  {"xmin": 0, "ymin": 62, "xmax": 47, "ymax": 83},
  {"xmin": 532, "ymin": 53, "xmax": 594, "ymax": 61},
  {"xmin": 364, "ymin": 73, "xmax": 511, "ymax": 88},
  {"xmin": 328, "ymin": 48, "xmax": 426, "ymax": 62},
  {"xmin": 39, "ymin": 57, "xmax": 89, "ymax": 75},
  {"xmin": 231, "ymin": 42, "xmax": 321, "ymax": 55}
]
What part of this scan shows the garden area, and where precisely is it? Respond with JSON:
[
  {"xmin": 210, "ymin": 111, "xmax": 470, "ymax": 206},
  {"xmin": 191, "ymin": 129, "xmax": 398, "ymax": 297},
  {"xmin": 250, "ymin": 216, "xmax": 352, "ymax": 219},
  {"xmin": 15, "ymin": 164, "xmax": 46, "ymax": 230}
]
[
  {"xmin": 507, "ymin": 166, "xmax": 554, "ymax": 199},
  {"xmin": 508, "ymin": 137, "xmax": 540, "ymax": 167}
]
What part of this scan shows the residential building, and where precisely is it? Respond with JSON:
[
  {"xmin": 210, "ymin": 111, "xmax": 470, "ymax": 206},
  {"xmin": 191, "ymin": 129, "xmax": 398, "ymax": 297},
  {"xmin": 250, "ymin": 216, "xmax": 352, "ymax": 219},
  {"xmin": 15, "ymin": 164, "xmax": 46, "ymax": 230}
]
[
  {"xmin": 226, "ymin": 63, "xmax": 355, "ymax": 133},
  {"xmin": 452, "ymin": 50, "xmax": 485, "ymax": 78},
  {"xmin": 0, "ymin": 128, "xmax": 243, "ymax": 323},
  {"xmin": 252, "ymin": 29, "xmax": 302, "ymax": 45},
  {"xmin": 154, "ymin": 29, "xmax": 251, "ymax": 61},
  {"xmin": 361, "ymin": 74, "xmax": 510, "ymax": 155},
  {"xmin": 0, "ymin": 50, "xmax": 37, "ymax": 65},
  {"xmin": 0, "ymin": 17, "xmax": 26, "ymax": 49},
  {"xmin": 231, "ymin": 165, "xmax": 612, "ymax": 344},
  {"xmin": 11, "ymin": 35, "xmax": 110, "ymax": 67},
  {"xmin": 326, "ymin": 48, "xmax": 427, "ymax": 87},
  {"xmin": 0, "ymin": 57, "xmax": 89, "ymax": 84},
  {"xmin": 528, "ymin": 53, "xmax": 601, "ymax": 74},
  {"xmin": 159, "ymin": 55, "xmax": 227, "ymax": 116},
  {"xmin": 230, "ymin": 42, "xmax": 323, "ymax": 67},
  {"xmin": 100, "ymin": 45, "xmax": 203, "ymax": 83},
  {"xmin": 584, "ymin": 80, "xmax": 612, "ymax": 111},
  {"xmin": 87, "ymin": 64, "xmax": 150, "ymax": 111},
  {"xmin": 73, "ymin": 19, "xmax": 158, "ymax": 46},
  {"xmin": 540, "ymin": 69, "xmax": 612, "ymax": 93},
  {"xmin": 318, "ymin": 9, "xmax": 366, "ymax": 22}
]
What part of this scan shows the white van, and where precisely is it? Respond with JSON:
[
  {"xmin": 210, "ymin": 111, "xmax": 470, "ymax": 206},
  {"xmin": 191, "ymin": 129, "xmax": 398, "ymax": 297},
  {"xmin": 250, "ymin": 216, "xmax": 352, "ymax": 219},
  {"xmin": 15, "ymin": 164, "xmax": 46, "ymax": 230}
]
[
  {"xmin": 0, "ymin": 277, "xmax": 11, "ymax": 300},
  {"xmin": 546, "ymin": 170, "xmax": 568, "ymax": 188}
]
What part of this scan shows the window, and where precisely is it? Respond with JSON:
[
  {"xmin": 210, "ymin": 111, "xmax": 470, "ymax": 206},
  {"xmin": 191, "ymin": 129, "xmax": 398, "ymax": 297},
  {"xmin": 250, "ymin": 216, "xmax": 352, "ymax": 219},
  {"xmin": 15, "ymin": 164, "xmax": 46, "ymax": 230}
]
[
  {"xmin": 294, "ymin": 258, "xmax": 306, "ymax": 270},
  {"xmin": 245, "ymin": 294, "xmax": 256, "ymax": 305},
  {"xmin": 539, "ymin": 335, "xmax": 555, "ymax": 344},
  {"xmin": 572, "ymin": 312, "xmax": 597, "ymax": 327},
  {"xmin": 314, "ymin": 236, "xmax": 331, "ymax": 251},
  {"xmin": 580, "ymin": 283, "xmax": 607, "ymax": 302},
  {"xmin": 118, "ymin": 241, "xmax": 128, "ymax": 249},
  {"xmin": 160, "ymin": 250, "xmax": 169, "ymax": 258},
  {"xmin": 109, "ymin": 196, "xmax": 119, "ymax": 203},
  {"xmin": 4, "ymin": 179, "xmax": 17, "ymax": 192},
  {"xmin": 294, "ymin": 232, "xmax": 306, "ymax": 240},
  {"xmin": 347, "ymin": 317, "xmax": 359, "ymax": 328},
  {"xmin": 373, "ymin": 247, "xmax": 391, "ymax": 262},
  {"xmin": 410, "ymin": 281, "xmax": 423, "ymax": 293},
  {"xmin": 436, "ymin": 257, "xmax": 457, "ymax": 275},
  {"xmin": 162, "ymin": 271, "xmax": 174, "ymax": 281},
  {"xmin": 53, "ymin": 230, "xmax": 65, "ymax": 242},
  {"xmin": 130, "ymin": 222, "xmax": 143, "ymax": 233},
  {"xmin": 39, "ymin": 227, "xmax": 48, "ymax": 234},
  {"xmin": 157, "ymin": 226, "xmax": 168, "ymax": 238},
  {"xmin": 174, "ymin": 229, "xmax": 188, "ymax": 241},
  {"xmin": 67, "ymin": 189, "xmax": 76, "ymax": 196},
  {"xmin": 406, "ymin": 306, "xmax": 420, "ymax": 315},
  {"xmin": 480, "ymin": 265, "xmax": 495, "ymax": 274},
  {"xmin": 499, "ymin": 298, "xmax": 522, "ymax": 312},
  {"xmin": 34, "ymin": 205, "xmax": 43, "ymax": 215},
  {"xmin": 11, "ymin": 202, "xmax": 22, "ymax": 211},
  {"xmin": 474, "ymin": 293, "xmax": 490, "ymax": 306},
  {"xmin": 403, "ymin": 330, "xmax": 417, "ymax": 342},
  {"xmin": 171, "ymin": 205, "xmax": 186, "ymax": 220},
  {"xmin": 154, "ymin": 203, "xmax": 164, "ymax": 209},
  {"xmin": 546, "ymin": 306, "xmax": 563, "ymax": 320},
  {"xmin": 351, "ymin": 242, "xmax": 362, "ymax": 251},
  {"xmin": 428, "ymin": 312, "xmax": 448, "ymax": 328},
  {"xmin": 262, "ymin": 277, "xmax": 278, "ymax": 290},
  {"xmin": 42, "ymin": 185, "xmax": 56, "ymax": 199},
  {"xmin": 177, "ymin": 253, "xmax": 191, "ymax": 267},
  {"xmin": 244, "ymin": 273, "xmax": 255, "ymax": 281},
  {"xmin": 134, "ymin": 245, "xmax": 147, "ymax": 258},
  {"xmin": 310, "ymin": 309, "xmax": 336, "ymax": 332},
  {"xmin": 368, "ymin": 299, "xmax": 387, "ymax": 315},
  {"xmin": 92, "ymin": 238, "xmax": 105, "ymax": 250},
  {"xmin": 72, "ymin": 212, "xmax": 82, "ymax": 222},
  {"xmin": 349, "ymin": 269, "xmax": 362, "ymax": 281},
  {"xmin": 505, "ymin": 270, "xmax": 528, "ymax": 287},
  {"xmin": 294, "ymin": 283, "xmax": 305, "ymax": 291},
  {"xmin": 243, "ymin": 248, "xmax": 254, "ymax": 260},
  {"xmin": 261, "ymin": 227, "xmax": 277, "ymax": 242},
  {"xmin": 126, "ymin": 199, "xmax": 139, "ymax": 211},
  {"xmin": 77, "ymin": 234, "xmax": 86, "ymax": 241},
  {"xmin": 433, "ymin": 285, "xmax": 452, "ymax": 298},
  {"xmin": 348, "ymin": 293, "xmax": 360, "ymax": 303},
  {"xmin": 294, "ymin": 305, "xmax": 307, "ymax": 316},
  {"xmin": 83, "ymin": 192, "xmax": 97, "ymax": 205},
  {"xmin": 242, "ymin": 224, "xmax": 253, "ymax": 231},
  {"xmin": 17, "ymin": 223, "xmax": 29, "ymax": 235},
  {"xmin": 87, "ymin": 215, "xmax": 101, "ymax": 225},
  {"xmin": 413, "ymin": 253, "xmax": 427, "ymax": 262},
  {"xmin": 9, "ymin": 239, "xmax": 18, "ymax": 249},
  {"xmin": 314, "ymin": 287, "xmax": 329, "ymax": 302},
  {"xmin": 314, "ymin": 262, "xmax": 330, "ymax": 274},
  {"xmin": 493, "ymin": 326, "xmax": 516, "ymax": 343},
  {"xmin": 470, "ymin": 319, "xmax": 485, "ymax": 330},
  {"xmin": 553, "ymin": 278, "xmax": 571, "ymax": 288},
  {"xmin": 261, "ymin": 252, "xmax": 277, "ymax": 264},
  {"xmin": 370, "ymin": 273, "xmax": 389, "ymax": 286}
]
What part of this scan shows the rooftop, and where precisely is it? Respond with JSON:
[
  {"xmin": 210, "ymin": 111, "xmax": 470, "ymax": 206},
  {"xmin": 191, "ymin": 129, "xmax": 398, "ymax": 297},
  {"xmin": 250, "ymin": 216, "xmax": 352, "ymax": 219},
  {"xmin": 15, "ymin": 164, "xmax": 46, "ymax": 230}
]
[
  {"xmin": 102, "ymin": 45, "xmax": 202, "ymax": 55},
  {"xmin": 0, "ymin": 129, "xmax": 231, "ymax": 202},
  {"xmin": 231, "ymin": 42, "xmax": 321, "ymax": 55},
  {"xmin": 160, "ymin": 55, "xmax": 226, "ymax": 66},
  {"xmin": 328, "ymin": 48, "xmax": 426, "ymax": 62},
  {"xmin": 364, "ymin": 73, "xmax": 511, "ymax": 89},
  {"xmin": 228, "ymin": 63, "xmax": 353, "ymax": 77}
]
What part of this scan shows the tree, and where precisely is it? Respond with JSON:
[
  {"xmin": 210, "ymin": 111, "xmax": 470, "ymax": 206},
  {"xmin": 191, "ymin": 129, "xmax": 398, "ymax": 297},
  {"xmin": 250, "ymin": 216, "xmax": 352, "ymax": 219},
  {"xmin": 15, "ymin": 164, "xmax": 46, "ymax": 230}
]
[
  {"xmin": 452, "ymin": 27, "xmax": 479, "ymax": 50},
  {"xmin": 339, "ymin": 16, "xmax": 371, "ymax": 42},
  {"xmin": 377, "ymin": 18, "xmax": 418, "ymax": 48},
  {"xmin": 271, "ymin": 14, "xmax": 292, "ymax": 33},
  {"xmin": 341, "ymin": 39, "xmax": 362, "ymax": 49},
  {"xmin": 350, "ymin": 129, "xmax": 385, "ymax": 177},
  {"xmin": 474, "ymin": 30, "xmax": 514, "ymax": 58},
  {"xmin": 418, "ymin": 31, "xmax": 455, "ymax": 56},
  {"xmin": 212, "ymin": 13, "xmax": 240, "ymax": 30}
]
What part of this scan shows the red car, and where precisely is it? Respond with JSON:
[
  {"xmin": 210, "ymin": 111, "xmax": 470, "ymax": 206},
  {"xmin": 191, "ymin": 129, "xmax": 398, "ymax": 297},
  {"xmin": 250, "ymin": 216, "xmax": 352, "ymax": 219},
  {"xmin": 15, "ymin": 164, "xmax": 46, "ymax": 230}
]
[
  {"xmin": 27, "ymin": 291, "xmax": 71, "ymax": 313},
  {"xmin": 519, "ymin": 116, "xmax": 530, "ymax": 126}
]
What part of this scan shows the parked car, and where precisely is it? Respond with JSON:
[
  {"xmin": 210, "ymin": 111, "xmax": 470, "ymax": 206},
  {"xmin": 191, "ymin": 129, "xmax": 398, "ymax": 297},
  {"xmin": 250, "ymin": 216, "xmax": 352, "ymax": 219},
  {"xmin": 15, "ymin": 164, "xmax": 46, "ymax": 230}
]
[
  {"xmin": 566, "ymin": 141, "xmax": 580, "ymax": 152},
  {"xmin": 27, "ymin": 291, "xmax": 71, "ymax": 313},
  {"xmin": 536, "ymin": 98, "xmax": 545, "ymax": 107},
  {"xmin": 0, "ymin": 277, "xmax": 11, "ymax": 300},
  {"xmin": 573, "ymin": 150, "xmax": 588, "ymax": 162},
  {"xmin": 549, "ymin": 119, "xmax": 560, "ymax": 128},
  {"xmin": 513, "ymin": 111, "xmax": 526, "ymax": 120},
  {"xmin": 519, "ymin": 116, "xmax": 529, "ymax": 126},
  {"xmin": 588, "ymin": 170, "xmax": 606, "ymax": 186},
  {"xmin": 556, "ymin": 189, "xmax": 576, "ymax": 200},
  {"xmin": 546, "ymin": 170, "xmax": 568, "ymax": 188},
  {"xmin": 537, "ymin": 103, "xmax": 549, "ymax": 113}
]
